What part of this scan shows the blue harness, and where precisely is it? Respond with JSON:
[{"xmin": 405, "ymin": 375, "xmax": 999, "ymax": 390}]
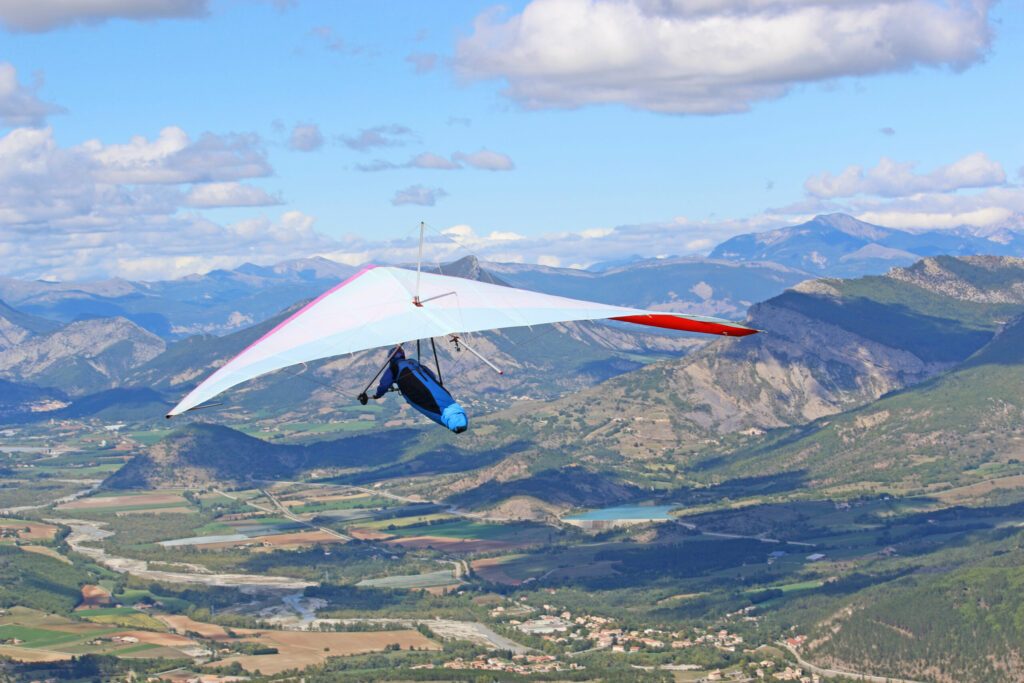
[{"xmin": 390, "ymin": 358, "xmax": 468, "ymax": 433}]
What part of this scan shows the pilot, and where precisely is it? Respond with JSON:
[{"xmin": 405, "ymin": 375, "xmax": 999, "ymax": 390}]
[{"xmin": 359, "ymin": 345, "xmax": 468, "ymax": 434}]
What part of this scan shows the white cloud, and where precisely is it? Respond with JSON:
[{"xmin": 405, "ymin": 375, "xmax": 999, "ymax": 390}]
[
  {"xmin": 356, "ymin": 149, "xmax": 514, "ymax": 172},
  {"xmin": 411, "ymin": 152, "xmax": 461, "ymax": 170},
  {"xmin": 844, "ymin": 186, "xmax": 1024, "ymax": 230},
  {"xmin": 85, "ymin": 126, "xmax": 271, "ymax": 184},
  {"xmin": 0, "ymin": 0, "xmax": 208, "ymax": 32},
  {"xmin": 0, "ymin": 125, "xmax": 316, "ymax": 280},
  {"xmin": 452, "ymin": 148, "xmax": 515, "ymax": 171},
  {"xmin": 6, "ymin": 209, "xmax": 336, "ymax": 282},
  {"xmin": 288, "ymin": 123, "xmax": 324, "ymax": 152},
  {"xmin": 391, "ymin": 184, "xmax": 448, "ymax": 206},
  {"xmin": 806, "ymin": 153, "xmax": 1006, "ymax": 198},
  {"xmin": 342, "ymin": 124, "xmax": 416, "ymax": 151},
  {"xmin": 786, "ymin": 152, "xmax": 1024, "ymax": 231},
  {"xmin": 317, "ymin": 217, "xmax": 781, "ymax": 273},
  {"xmin": 0, "ymin": 62, "xmax": 64, "ymax": 127},
  {"xmin": 184, "ymin": 182, "xmax": 280, "ymax": 208},
  {"xmin": 456, "ymin": 0, "xmax": 993, "ymax": 114}
]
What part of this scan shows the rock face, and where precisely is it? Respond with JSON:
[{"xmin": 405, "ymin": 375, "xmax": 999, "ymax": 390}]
[
  {"xmin": 429, "ymin": 256, "xmax": 1024, "ymax": 487},
  {"xmin": 0, "ymin": 299, "xmax": 59, "ymax": 352},
  {"xmin": 706, "ymin": 311, "xmax": 1024, "ymax": 489},
  {"xmin": 0, "ymin": 317, "xmax": 165, "ymax": 395},
  {"xmin": 886, "ymin": 255, "xmax": 1024, "ymax": 303}
]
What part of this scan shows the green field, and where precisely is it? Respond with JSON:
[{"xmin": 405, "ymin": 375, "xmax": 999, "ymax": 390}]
[
  {"xmin": 291, "ymin": 495, "xmax": 397, "ymax": 514},
  {"xmin": 357, "ymin": 569, "xmax": 461, "ymax": 589},
  {"xmin": 383, "ymin": 519, "xmax": 543, "ymax": 540},
  {"xmin": 124, "ymin": 430, "xmax": 174, "ymax": 445},
  {"xmin": 356, "ymin": 512, "xmax": 457, "ymax": 531},
  {"xmin": 0, "ymin": 624, "xmax": 106, "ymax": 648},
  {"xmin": 77, "ymin": 608, "xmax": 166, "ymax": 630}
]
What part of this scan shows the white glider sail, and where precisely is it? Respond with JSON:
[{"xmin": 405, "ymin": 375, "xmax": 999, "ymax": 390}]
[{"xmin": 167, "ymin": 265, "xmax": 756, "ymax": 417}]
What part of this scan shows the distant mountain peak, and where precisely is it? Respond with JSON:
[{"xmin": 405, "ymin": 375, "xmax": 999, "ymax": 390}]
[
  {"xmin": 710, "ymin": 214, "xmax": 1024, "ymax": 277},
  {"xmin": 810, "ymin": 213, "xmax": 891, "ymax": 240}
]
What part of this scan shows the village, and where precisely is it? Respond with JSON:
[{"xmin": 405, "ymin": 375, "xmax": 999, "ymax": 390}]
[{"xmin": 478, "ymin": 598, "xmax": 823, "ymax": 681}]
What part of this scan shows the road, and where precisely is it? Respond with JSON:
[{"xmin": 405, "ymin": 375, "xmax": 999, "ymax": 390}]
[
  {"xmin": 258, "ymin": 488, "xmax": 351, "ymax": 541},
  {"xmin": 781, "ymin": 642, "xmax": 924, "ymax": 683},
  {"xmin": 48, "ymin": 517, "xmax": 314, "ymax": 591}
]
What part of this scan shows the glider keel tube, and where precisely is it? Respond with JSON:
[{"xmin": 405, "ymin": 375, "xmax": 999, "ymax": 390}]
[{"xmin": 167, "ymin": 265, "xmax": 758, "ymax": 417}]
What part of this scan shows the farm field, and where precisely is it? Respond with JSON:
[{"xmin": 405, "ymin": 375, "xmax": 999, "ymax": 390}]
[
  {"xmin": 380, "ymin": 520, "xmax": 548, "ymax": 540},
  {"xmin": 471, "ymin": 544, "xmax": 624, "ymax": 585},
  {"xmin": 350, "ymin": 512, "xmax": 457, "ymax": 531},
  {"xmin": 158, "ymin": 614, "xmax": 256, "ymax": 640},
  {"xmin": 207, "ymin": 629, "xmax": 440, "ymax": 675},
  {"xmin": 57, "ymin": 491, "xmax": 189, "ymax": 512},
  {"xmin": 357, "ymin": 568, "xmax": 462, "ymax": 589},
  {"xmin": 0, "ymin": 519, "xmax": 58, "ymax": 542},
  {"xmin": 0, "ymin": 607, "xmax": 202, "ymax": 662},
  {"xmin": 19, "ymin": 545, "xmax": 71, "ymax": 563}
]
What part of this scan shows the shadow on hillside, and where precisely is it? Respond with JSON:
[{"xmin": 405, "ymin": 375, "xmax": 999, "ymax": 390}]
[
  {"xmin": 321, "ymin": 440, "xmax": 533, "ymax": 486},
  {"xmin": 772, "ymin": 291, "xmax": 996, "ymax": 363},
  {"xmin": 446, "ymin": 466, "xmax": 646, "ymax": 509},
  {"xmin": 305, "ymin": 428, "xmax": 423, "ymax": 470},
  {"xmin": 665, "ymin": 471, "xmax": 809, "ymax": 506}
]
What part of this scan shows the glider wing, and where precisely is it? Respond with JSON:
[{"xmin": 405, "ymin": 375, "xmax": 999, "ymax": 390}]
[{"xmin": 167, "ymin": 265, "xmax": 757, "ymax": 416}]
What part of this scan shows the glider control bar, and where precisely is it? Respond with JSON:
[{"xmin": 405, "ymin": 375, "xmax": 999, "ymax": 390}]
[{"xmin": 450, "ymin": 335, "xmax": 504, "ymax": 375}]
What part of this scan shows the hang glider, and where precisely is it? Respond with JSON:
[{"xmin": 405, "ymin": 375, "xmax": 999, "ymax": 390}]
[{"xmin": 167, "ymin": 264, "xmax": 757, "ymax": 418}]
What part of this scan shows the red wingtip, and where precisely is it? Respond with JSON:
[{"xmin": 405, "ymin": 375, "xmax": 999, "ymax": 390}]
[{"xmin": 612, "ymin": 314, "xmax": 758, "ymax": 337}]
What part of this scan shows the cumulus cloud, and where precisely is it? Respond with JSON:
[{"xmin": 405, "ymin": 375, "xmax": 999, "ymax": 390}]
[
  {"xmin": 452, "ymin": 149, "xmax": 515, "ymax": 171},
  {"xmin": 342, "ymin": 124, "xmax": 416, "ymax": 151},
  {"xmin": 315, "ymin": 216, "xmax": 781, "ymax": 272},
  {"xmin": 455, "ymin": 0, "xmax": 994, "ymax": 114},
  {"xmin": 0, "ymin": 62, "xmax": 64, "ymax": 127},
  {"xmin": 805, "ymin": 153, "xmax": 1007, "ymax": 198},
  {"xmin": 358, "ymin": 152, "xmax": 462, "ymax": 172},
  {"xmin": 288, "ymin": 122, "xmax": 324, "ymax": 152},
  {"xmin": 184, "ymin": 182, "xmax": 280, "ymax": 208},
  {"xmin": 0, "ymin": 125, "xmax": 308, "ymax": 280},
  {"xmin": 767, "ymin": 152, "xmax": 1024, "ymax": 231},
  {"xmin": 0, "ymin": 0, "xmax": 208, "ymax": 32},
  {"xmin": 391, "ymin": 185, "xmax": 448, "ymax": 206},
  {"xmin": 356, "ymin": 149, "xmax": 514, "ymax": 172},
  {"xmin": 839, "ymin": 186, "xmax": 1024, "ymax": 230},
  {"xmin": 86, "ymin": 126, "xmax": 271, "ymax": 184}
]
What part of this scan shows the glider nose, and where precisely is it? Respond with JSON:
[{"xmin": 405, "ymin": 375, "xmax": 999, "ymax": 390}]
[{"xmin": 442, "ymin": 403, "xmax": 469, "ymax": 434}]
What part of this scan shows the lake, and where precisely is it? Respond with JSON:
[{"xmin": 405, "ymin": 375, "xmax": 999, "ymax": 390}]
[{"xmin": 563, "ymin": 504, "xmax": 675, "ymax": 522}]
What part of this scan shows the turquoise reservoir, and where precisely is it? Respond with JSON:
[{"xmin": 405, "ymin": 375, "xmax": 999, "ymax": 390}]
[{"xmin": 564, "ymin": 504, "xmax": 674, "ymax": 521}]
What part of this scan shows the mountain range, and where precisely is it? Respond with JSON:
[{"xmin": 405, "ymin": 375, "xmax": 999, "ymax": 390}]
[
  {"xmin": 104, "ymin": 256, "xmax": 1024, "ymax": 510},
  {"xmin": 7, "ymin": 212, "xmax": 1024, "ymax": 437},
  {"xmin": 0, "ymin": 257, "xmax": 358, "ymax": 339},
  {"xmin": 11, "ymin": 213, "xmax": 1024, "ymax": 344},
  {"xmin": 710, "ymin": 213, "xmax": 1024, "ymax": 276}
]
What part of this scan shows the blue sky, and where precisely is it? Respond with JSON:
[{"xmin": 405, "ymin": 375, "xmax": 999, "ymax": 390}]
[{"xmin": 0, "ymin": 0, "xmax": 1021, "ymax": 280}]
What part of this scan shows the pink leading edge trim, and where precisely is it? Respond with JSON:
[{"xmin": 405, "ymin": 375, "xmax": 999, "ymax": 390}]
[
  {"xmin": 167, "ymin": 265, "xmax": 379, "ymax": 417},
  {"xmin": 231, "ymin": 264, "xmax": 378, "ymax": 361}
]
